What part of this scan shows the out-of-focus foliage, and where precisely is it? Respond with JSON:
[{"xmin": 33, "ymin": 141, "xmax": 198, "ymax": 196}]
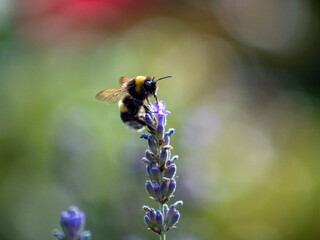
[{"xmin": 0, "ymin": 0, "xmax": 319, "ymax": 240}]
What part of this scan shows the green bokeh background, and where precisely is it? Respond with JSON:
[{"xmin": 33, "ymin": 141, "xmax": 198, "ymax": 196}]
[{"xmin": 0, "ymin": 1, "xmax": 319, "ymax": 240}]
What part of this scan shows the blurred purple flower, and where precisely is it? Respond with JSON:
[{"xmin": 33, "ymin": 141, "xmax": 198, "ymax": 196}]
[
  {"xmin": 53, "ymin": 206, "xmax": 91, "ymax": 240},
  {"xmin": 60, "ymin": 206, "xmax": 84, "ymax": 238}
]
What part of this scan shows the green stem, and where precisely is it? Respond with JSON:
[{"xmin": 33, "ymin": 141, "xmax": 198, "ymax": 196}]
[
  {"xmin": 160, "ymin": 203, "xmax": 166, "ymax": 240},
  {"xmin": 160, "ymin": 231, "xmax": 166, "ymax": 240}
]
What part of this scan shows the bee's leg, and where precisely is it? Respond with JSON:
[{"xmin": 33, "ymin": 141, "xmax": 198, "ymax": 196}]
[
  {"xmin": 143, "ymin": 105, "xmax": 151, "ymax": 113},
  {"xmin": 143, "ymin": 105, "xmax": 157, "ymax": 129},
  {"xmin": 135, "ymin": 115, "xmax": 156, "ymax": 134},
  {"xmin": 146, "ymin": 97, "xmax": 151, "ymax": 105},
  {"xmin": 147, "ymin": 125, "xmax": 156, "ymax": 134},
  {"xmin": 134, "ymin": 117, "xmax": 147, "ymax": 127},
  {"xmin": 153, "ymin": 93, "xmax": 158, "ymax": 103}
]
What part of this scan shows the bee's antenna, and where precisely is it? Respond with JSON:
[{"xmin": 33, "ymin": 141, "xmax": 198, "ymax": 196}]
[{"xmin": 156, "ymin": 76, "xmax": 172, "ymax": 82}]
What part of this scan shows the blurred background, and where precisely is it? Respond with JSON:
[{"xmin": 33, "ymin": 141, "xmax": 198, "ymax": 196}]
[{"xmin": 0, "ymin": 0, "xmax": 320, "ymax": 239}]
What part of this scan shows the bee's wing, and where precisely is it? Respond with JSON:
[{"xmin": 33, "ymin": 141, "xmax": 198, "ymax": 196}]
[
  {"xmin": 119, "ymin": 76, "xmax": 130, "ymax": 86},
  {"xmin": 95, "ymin": 87, "xmax": 126, "ymax": 104}
]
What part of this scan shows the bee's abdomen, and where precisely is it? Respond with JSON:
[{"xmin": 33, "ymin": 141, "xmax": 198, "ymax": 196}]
[
  {"xmin": 118, "ymin": 100, "xmax": 128, "ymax": 113},
  {"xmin": 118, "ymin": 97, "xmax": 145, "ymax": 132},
  {"xmin": 120, "ymin": 111, "xmax": 145, "ymax": 131}
]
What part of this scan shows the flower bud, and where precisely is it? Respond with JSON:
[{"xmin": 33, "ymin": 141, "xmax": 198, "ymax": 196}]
[
  {"xmin": 149, "ymin": 208, "xmax": 156, "ymax": 223},
  {"xmin": 167, "ymin": 211, "xmax": 180, "ymax": 228},
  {"xmin": 144, "ymin": 113, "xmax": 155, "ymax": 128},
  {"xmin": 144, "ymin": 215, "xmax": 155, "ymax": 229},
  {"xmin": 167, "ymin": 155, "xmax": 178, "ymax": 166},
  {"xmin": 156, "ymin": 124, "xmax": 165, "ymax": 139},
  {"xmin": 165, "ymin": 164, "xmax": 176, "ymax": 179},
  {"xmin": 60, "ymin": 206, "xmax": 85, "ymax": 239},
  {"xmin": 161, "ymin": 178, "xmax": 170, "ymax": 198},
  {"xmin": 153, "ymin": 183, "xmax": 161, "ymax": 199},
  {"xmin": 167, "ymin": 179, "xmax": 176, "ymax": 197},
  {"xmin": 142, "ymin": 206, "xmax": 151, "ymax": 212},
  {"xmin": 167, "ymin": 150, "xmax": 171, "ymax": 161},
  {"xmin": 151, "ymin": 166, "xmax": 161, "ymax": 182},
  {"xmin": 146, "ymin": 164, "xmax": 152, "ymax": 178},
  {"xmin": 142, "ymin": 157, "xmax": 152, "ymax": 165},
  {"xmin": 172, "ymin": 200, "xmax": 183, "ymax": 208},
  {"xmin": 165, "ymin": 201, "xmax": 183, "ymax": 223},
  {"xmin": 148, "ymin": 137, "xmax": 157, "ymax": 154},
  {"xmin": 159, "ymin": 150, "xmax": 168, "ymax": 167},
  {"xmin": 166, "ymin": 128, "xmax": 175, "ymax": 136},
  {"xmin": 165, "ymin": 205, "xmax": 175, "ymax": 223},
  {"xmin": 145, "ymin": 150, "xmax": 155, "ymax": 161},
  {"xmin": 163, "ymin": 134, "xmax": 170, "ymax": 146},
  {"xmin": 155, "ymin": 210, "xmax": 164, "ymax": 229},
  {"xmin": 140, "ymin": 134, "xmax": 150, "ymax": 140},
  {"xmin": 163, "ymin": 204, "xmax": 169, "ymax": 219},
  {"xmin": 145, "ymin": 181, "xmax": 155, "ymax": 198}
]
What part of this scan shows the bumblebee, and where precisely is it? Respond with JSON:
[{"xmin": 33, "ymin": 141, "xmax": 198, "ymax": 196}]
[{"xmin": 96, "ymin": 75, "xmax": 171, "ymax": 131}]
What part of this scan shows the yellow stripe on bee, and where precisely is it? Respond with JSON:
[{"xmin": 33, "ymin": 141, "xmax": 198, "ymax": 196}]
[
  {"xmin": 135, "ymin": 76, "xmax": 146, "ymax": 92},
  {"xmin": 118, "ymin": 101, "xmax": 127, "ymax": 112}
]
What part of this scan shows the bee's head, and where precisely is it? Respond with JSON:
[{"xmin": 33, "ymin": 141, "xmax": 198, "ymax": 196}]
[
  {"xmin": 143, "ymin": 77, "xmax": 157, "ymax": 95},
  {"xmin": 144, "ymin": 76, "xmax": 172, "ymax": 102}
]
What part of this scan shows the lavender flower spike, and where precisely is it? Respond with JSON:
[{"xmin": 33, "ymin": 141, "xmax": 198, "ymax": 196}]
[
  {"xmin": 53, "ymin": 206, "xmax": 91, "ymax": 240},
  {"xmin": 140, "ymin": 99, "xmax": 182, "ymax": 239}
]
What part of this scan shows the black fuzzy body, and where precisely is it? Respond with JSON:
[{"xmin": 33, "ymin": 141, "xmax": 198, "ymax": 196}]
[{"xmin": 119, "ymin": 95, "xmax": 146, "ymax": 131}]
